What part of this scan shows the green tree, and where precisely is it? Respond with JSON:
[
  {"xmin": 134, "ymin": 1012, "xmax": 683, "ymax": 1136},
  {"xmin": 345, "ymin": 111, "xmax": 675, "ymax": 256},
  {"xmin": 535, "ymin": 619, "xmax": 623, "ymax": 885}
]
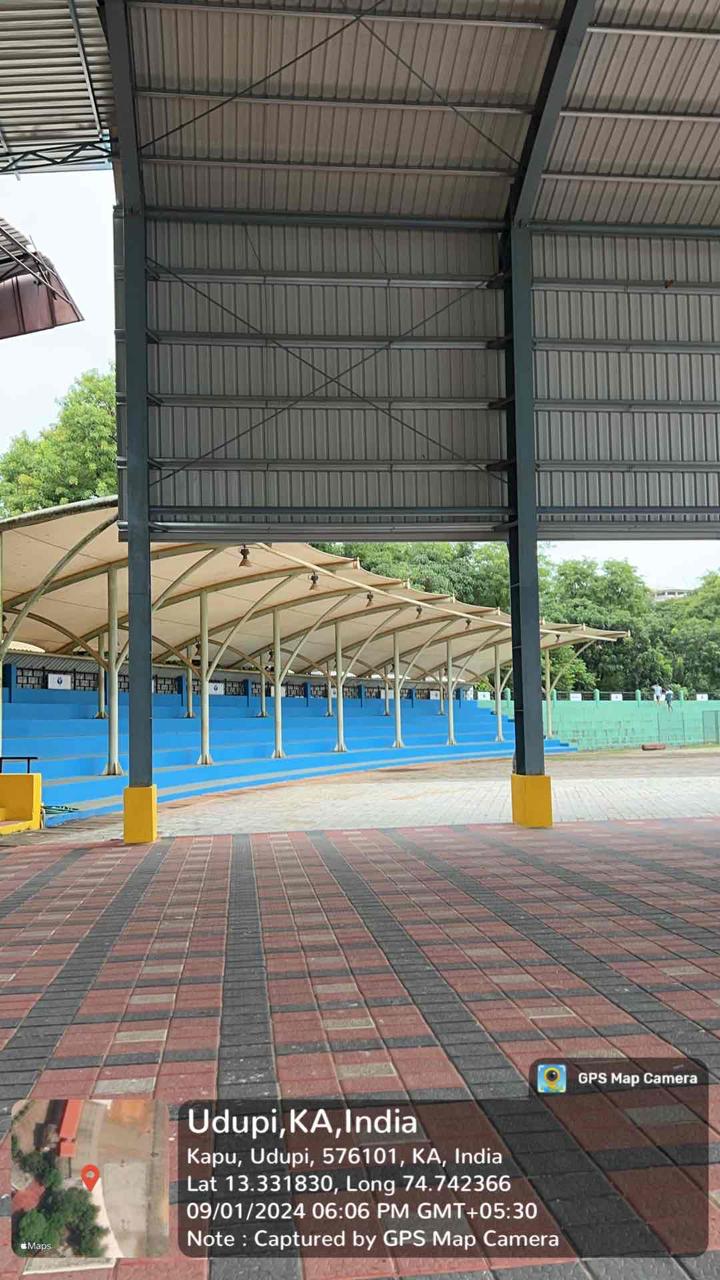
[
  {"xmin": 15, "ymin": 1208, "xmax": 62, "ymax": 1252},
  {"xmin": 542, "ymin": 558, "xmax": 664, "ymax": 691},
  {"xmin": 0, "ymin": 368, "xmax": 116, "ymax": 515},
  {"xmin": 659, "ymin": 573, "xmax": 720, "ymax": 694}
]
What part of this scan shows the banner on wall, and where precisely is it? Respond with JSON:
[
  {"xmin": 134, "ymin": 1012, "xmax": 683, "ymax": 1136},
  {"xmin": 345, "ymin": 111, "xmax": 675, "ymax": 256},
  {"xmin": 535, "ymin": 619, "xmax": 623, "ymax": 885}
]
[
  {"xmin": 47, "ymin": 673, "xmax": 72, "ymax": 690},
  {"xmin": 209, "ymin": 682, "xmax": 225, "ymax": 696}
]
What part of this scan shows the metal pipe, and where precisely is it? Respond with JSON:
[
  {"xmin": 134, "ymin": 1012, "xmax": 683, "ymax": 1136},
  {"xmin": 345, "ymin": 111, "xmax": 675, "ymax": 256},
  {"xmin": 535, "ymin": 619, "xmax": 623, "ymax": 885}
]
[
  {"xmin": 96, "ymin": 653, "xmax": 106, "ymax": 720},
  {"xmin": 393, "ymin": 631, "xmax": 404, "ymax": 749},
  {"xmin": 325, "ymin": 664, "xmax": 334, "ymax": 717},
  {"xmin": 438, "ymin": 667, "xmax": 445, "ymax": 715},
  {"xmin": 334, "ymin": 622, "xmax": 347, "ymax": 753},
  {"xmin": 105, "ymin": 567, "xmax": 123, "ymax": 775},
  {"xmin": 383, "ymin": 671, "xmax": 390, "ymax": 716},
  {"xmin": 446, "ymin": 641, "xmax": 456, "ymax": 747},
  {"xmin": 259, "ymin": 652, "xmax": 267, "ymax": 717},
  {"xmin": 272, "ymin": 609, "xmax": 285, "ymax": 759},
  {"xmin": 545, "ymin": 648, "xmax": 554, "ymax": 738},
  {"xmin": 185, "ymin": 647, "xmax": 195, "ymax": 718},
  {"xmin": 198, "ymin": 590, "xmax": 212, "ymax": 764},
  {"xmin": 495, "ymin": 646, "xmax": 504, "ymax": 743}
]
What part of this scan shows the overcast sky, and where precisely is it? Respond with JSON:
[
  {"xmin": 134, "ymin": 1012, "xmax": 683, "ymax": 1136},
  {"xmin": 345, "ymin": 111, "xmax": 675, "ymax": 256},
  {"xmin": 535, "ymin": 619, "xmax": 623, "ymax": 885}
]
[{"xmin": 0, "ymin": 168, "xmax": 717, "ymax": 590}]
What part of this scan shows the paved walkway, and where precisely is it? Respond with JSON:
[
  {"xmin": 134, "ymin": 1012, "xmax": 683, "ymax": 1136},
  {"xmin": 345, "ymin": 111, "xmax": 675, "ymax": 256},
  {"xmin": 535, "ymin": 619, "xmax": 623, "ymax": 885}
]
[
  {"xmin": 30, "ymin": 748, "xmax": 720, "ymax": 843},
  {"xmin": 0, "ymin": 819, "xmax": 718, "ymax": 1279}
]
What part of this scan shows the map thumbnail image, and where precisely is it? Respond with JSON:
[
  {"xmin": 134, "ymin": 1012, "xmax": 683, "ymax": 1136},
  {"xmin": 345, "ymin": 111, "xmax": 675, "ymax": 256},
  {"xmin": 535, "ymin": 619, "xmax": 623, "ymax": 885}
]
[{"xmin": 11, "ymin": 1097, "xmax": 168, "ymax": 1265}]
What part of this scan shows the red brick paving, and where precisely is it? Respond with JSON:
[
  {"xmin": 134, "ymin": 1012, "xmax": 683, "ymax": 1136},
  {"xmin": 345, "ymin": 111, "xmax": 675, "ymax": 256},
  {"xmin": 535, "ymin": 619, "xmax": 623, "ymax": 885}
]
[{"xmin": 0, "ymin": 821, "xmax": 718, "ymax": 1279}]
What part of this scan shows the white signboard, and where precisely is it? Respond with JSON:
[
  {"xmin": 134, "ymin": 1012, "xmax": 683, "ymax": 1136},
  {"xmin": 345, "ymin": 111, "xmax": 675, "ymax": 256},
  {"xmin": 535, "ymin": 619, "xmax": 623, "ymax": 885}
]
[
  {"xmin": 48, "ymin": 672, "xmax": 72, "ymax": 690},
  {"xmin": 209, "ymin": 681, "xmax": 225, "ymax": 696},
  {"xmin": 429, "ymin": 690, "xmax": 440, "ymax": 701},
  {"xmin": 696, "ymin": 692, "xmax": 709, "ymax": 701},
  {"xmin": 569, "ymin": 691, "xmax": 583, "ymax": 702},
  {"xmin": 610, "ymin": 692, "xmax": 623, "ymax": 702},
  {"xmin": 477, "ymin": 690, "xmax": 491, "ymax": 701}
]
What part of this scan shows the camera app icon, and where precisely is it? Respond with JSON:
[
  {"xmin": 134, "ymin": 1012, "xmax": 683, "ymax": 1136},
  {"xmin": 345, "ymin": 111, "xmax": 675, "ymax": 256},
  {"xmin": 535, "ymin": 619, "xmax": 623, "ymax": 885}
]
[{"xmin": 537, "ymin": 1063, "xmax": 567, "ymax": 1094}]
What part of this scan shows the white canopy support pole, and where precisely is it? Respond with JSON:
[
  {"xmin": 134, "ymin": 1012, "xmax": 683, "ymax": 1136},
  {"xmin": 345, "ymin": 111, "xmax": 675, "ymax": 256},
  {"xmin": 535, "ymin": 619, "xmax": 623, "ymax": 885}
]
[
  {"xmin": 105, "ymin": 567, "xmax": 123, "ymax": 776},
  {"xmin": 259, "ymin": 653, "xmax": 267, "ymax": 718},
  {"xmin": 325, "ymin": 664, "xmax": 333, "ymax": 717},
  {"xmin": 495, "ymin": 646, "xmax": 504, "ymax": 742},
  {"xmin": 383, "ymin": 668, "xmax": 391, "ymax": 716},
  {"xmin": 334, "ymin": 621, "xmax": 347, "ymax": 753},
  {"xmin": 272, "ymin": 608, "xmax": 286, "ymax": 759},
  {"xmin": 446, "ymin": 639, "xmax": 456, "ymax": 747},
  {"xmin": 545, "ymin": 648, "xmax": 554, "ymax": 738},
  {"xmin": 185, "ymin": 647, "xmax": 195, "ymax": 718},
  {"xmin": 438, "ymin": 667, "xmax": 445, "ymax": 714},
  {"xmin": 96, "ymin": 631, "xmax": 107, "ymax": 719},
  {"xmin": 393, "ymin": 631, "xmax": 404, "ymax": 749},
  {"xmin": 198, "ymin": 590, "xmax": 213, "ymax": 765}
]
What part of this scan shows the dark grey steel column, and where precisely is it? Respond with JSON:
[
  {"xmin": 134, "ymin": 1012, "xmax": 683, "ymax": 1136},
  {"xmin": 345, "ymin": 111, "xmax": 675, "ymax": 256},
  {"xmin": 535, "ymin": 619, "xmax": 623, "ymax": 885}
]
[
  {"xmin": 106, "ymin": 0, "xmax": 153, "ymax": 791},
  {"xmin": 124, "ymin": 210, "xmax": 153, "ymax": 788},
  {"xmin": 503, "ymin": 225, "xmax": 544, "ymax": 776}
]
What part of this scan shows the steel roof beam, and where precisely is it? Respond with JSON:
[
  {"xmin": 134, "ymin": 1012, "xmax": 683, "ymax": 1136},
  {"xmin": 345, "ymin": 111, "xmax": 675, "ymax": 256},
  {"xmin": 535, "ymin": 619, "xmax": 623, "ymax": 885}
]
[
  {"xmin": 534, "ymin": 278, "xmax": 720, "ymax": 293},
  {"xmin": 145, "ymin": 332, "xmax": 503, "ymax": 350},
  {"xmin": 143, "ymin": 156, "xmax": 514, "ymax": 179},
  {"xmin": 146, "ymin": 207, "xmax": 505, "ymax": 231},
  {"xmin": 137, "ymin": 89, "xmax": 720, "ymax": 127},
  {"xmin": 531, "ymin": 221, "xmax": 720, "ymax": 239},
  {"xmin": 146, "ymin": 268, "xmax": 498, "ymax": 288},
  {"xmin": 67, "ymin": 0, "xmax": 103, "ymax": 136},
  {"xmin": 508, "ymin": 0, "xmax": 596, "ymax": 225},
  {"xmin": 148, "ymin": 458, "xmax": 503, "ymax": 472},
  {"xmin": 129, "ymin": 1, "xmax": 555, "ymax": 29},
  {"xmin": 137, "ymin": 88, "xmax": 531, "ymax": 115},
  {"xmin": 142, "ymin": 397, "xmax": 500, "ymax": 409}
]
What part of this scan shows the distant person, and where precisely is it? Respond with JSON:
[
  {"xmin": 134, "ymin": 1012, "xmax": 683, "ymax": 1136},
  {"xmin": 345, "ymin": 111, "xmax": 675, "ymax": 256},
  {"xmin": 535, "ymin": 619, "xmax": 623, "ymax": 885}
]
[
  {"xmin": 665, "ymin": 687, "xmax": 674, "ymax": 712},
  {"xmin": 652, "ymin": 682, "xmax": 663, "ymax": 703}
]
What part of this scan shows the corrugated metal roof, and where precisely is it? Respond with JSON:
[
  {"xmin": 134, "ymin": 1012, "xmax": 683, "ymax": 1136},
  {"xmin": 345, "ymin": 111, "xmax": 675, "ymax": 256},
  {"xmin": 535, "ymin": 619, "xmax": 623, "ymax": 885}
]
[{"xmin": 0, "ymin": 0, "xmax": 112, "ymax": 173}]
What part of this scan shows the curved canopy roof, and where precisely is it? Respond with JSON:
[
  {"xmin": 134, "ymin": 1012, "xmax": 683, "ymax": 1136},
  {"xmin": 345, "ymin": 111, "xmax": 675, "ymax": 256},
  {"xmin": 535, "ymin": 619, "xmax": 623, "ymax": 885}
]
[
  {"xmin": 0, "ymin": 217, "xmax": 82, "ymax": 339},
  {"xmin": 0, "ymin": 497, "xmax": 624, "ymax": 682}
]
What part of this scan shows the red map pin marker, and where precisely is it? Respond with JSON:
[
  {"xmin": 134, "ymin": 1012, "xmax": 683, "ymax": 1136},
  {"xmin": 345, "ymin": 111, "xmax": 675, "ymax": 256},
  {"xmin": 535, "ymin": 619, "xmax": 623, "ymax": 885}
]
[{"xmin": 81, "ymin": 1165, "xmax": 100, "ymax": 1192}]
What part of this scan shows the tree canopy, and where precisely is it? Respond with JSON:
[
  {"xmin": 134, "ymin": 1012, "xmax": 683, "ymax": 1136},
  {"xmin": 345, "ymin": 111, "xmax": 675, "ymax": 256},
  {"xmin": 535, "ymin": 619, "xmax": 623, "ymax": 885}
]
[
  {"xmin": 0, "ymin": 368, "xmax": 116, "ymax": 515},
  {"xmin": 318, "ymin": 542, "xmax": 719, "ymax": 695}
]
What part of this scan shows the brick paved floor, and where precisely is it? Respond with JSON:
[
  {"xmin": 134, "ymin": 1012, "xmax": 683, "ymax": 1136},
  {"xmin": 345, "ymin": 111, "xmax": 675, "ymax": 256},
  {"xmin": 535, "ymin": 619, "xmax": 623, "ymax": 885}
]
[
  {"xmin": 24, "ymin": 748, "xmax": 720, "ymax": 844},
  {"xmin": 1, "ymin": 819, "xmax": 719, "ymax": 1280}
]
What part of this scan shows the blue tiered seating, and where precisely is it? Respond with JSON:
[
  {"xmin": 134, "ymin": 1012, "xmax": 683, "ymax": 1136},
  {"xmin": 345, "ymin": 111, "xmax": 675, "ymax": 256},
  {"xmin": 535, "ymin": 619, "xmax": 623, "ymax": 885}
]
[{"xmin": 1, "ymin": 691, "xmax": 574, "ymax": 825}]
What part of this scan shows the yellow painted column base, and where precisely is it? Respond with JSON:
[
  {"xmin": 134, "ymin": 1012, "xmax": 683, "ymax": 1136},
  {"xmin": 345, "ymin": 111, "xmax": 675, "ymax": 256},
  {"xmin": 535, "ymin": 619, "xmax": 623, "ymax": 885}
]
[
  {"xmin": 123, "ymin": 785, "xmax": 158, "ymax": 844},
  {"xmin": 511, "ymin": 774, "xmax": 553, "ymax": 828},
  {"xmin": 0, "ymin": 773, "xmax": 42, "ymax": 833}
]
